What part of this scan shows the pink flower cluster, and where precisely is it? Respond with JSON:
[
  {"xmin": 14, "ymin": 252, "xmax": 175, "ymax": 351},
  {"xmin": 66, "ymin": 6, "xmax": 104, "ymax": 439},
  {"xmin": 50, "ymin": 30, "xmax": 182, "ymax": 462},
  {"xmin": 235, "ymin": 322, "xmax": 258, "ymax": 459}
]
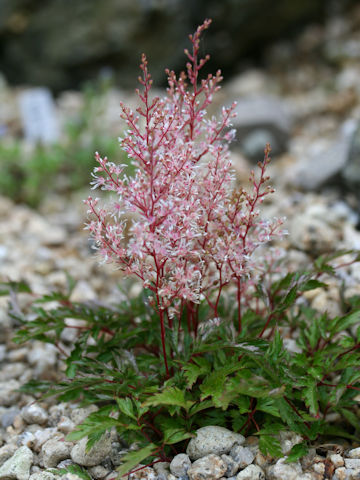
[{"xmin": 85, "ymin": 20, "xmax": 284, "ymax": 372}]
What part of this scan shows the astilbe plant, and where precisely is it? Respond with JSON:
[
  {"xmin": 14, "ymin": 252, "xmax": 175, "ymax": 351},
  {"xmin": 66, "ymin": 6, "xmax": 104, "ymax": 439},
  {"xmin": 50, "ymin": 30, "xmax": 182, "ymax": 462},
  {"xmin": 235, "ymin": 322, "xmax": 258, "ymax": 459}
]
[
  {"xmin": 85, "ymin": 19, "xmax": 284, "ymax": 376},
  {"xmin": 10, "ymin": 19, "xmax": 360, "ymax": 477}
]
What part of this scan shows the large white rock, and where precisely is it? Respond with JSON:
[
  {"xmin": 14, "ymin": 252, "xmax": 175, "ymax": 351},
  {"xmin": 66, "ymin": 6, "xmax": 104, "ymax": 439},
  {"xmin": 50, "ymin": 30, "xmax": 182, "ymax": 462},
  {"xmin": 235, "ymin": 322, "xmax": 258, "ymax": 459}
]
[
  {"xmin": 0, "ymin": 446, "xmax": 33, "ymax": 480},
  {"xmin": 187, "ymin": 454, "xmax": 227, "ymax": 480},
  {"xmin": 186, "ymin": 426, "xmax": 245, "ymax": 460},
  {"xmin": 41, "ymin": 438, "xmax": 72, "ymax": 468},
  {"xmin": 70, "ymin": 434, "xmax": 111, "ymax": 467}
]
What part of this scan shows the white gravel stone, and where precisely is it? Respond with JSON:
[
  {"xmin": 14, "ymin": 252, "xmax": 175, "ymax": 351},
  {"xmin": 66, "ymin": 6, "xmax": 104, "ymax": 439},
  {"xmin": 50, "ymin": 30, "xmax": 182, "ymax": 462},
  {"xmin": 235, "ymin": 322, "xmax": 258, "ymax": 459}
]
[
  {"xmin": 312, "ymin": 462, "xmax": 325, "ymax": 475},
  {"xmin": 186, "ymin": 426, "xmax": 245, "ymax": 460},
  {"xmin": 229, "ymin": 445, "xmax": 255, "ymax": 468},
  {"xmin": 345, "ymin": 459, "xmax": 360, "ymax": 470},
  {"xmin": 279, "ymin": 431, "xmax": 303, "ymax": 455},
  {"xmin": 330, "ymin": 454, "xmax": 345, "ymax": 468},
  {"xmin": 69, "ymin": 406, "xmax": 98, "ymax": 426},
  {"xmin": 187, "ymin": 454, "xmax": 227, "ymax": 480},
  {"xmin": 32, "ymin": 429, "xmax": 58, "ymax": 452},
  {"xmin": 87, "ymin": 465, "xmax": 110, "ymax": 479},
  {"xmin": 347, "ymin": 448, "xmax": 360, "ymax": 459},
  {"xmin": 27, "ymin": 343, "xmax": 57, "ymax": 375},
  {"xmin": 57, "ymin": 417, "xmax": 75, "ymax": 434},
  {"xmin": 59, "ymin": 473, "xmax": 83, "ymax": 480},
  {"xmin": 0, "ymin": 445, "xmax": 18, "ymax": 466},
  {"xmin": 0, "ymin": 346, "xmax": 6, "ymax": 362},
  {"xmin": 128, "ymin": 466, "xmax": 157, "ymax": 480},
  {"xmin": 17, "ymin": 432, "xmax": 35, "ymax": 449},
  {"xmin": 29, "ymin": 473, "xmax": 57, "ymax": 480},
  {"xmin": 236, "ymin": 464, "xmax": 265, "ymax": 480},
  {"xmin": 221, "ymin": 454, "xmax": 239, "ymax": 477},
  {"xmin": 0, "ymin": 446, "xmax": 33, "ymax": 480},
  {"xmin": 70, "ymin": 434, "xmax": 111, "ymax": 467},
  {"xmin": 41, "ymin": 438, "xmax": 73, "ymax": 468},
  {"xmin": 266, "ymin": 457, "xmax": 303, "ymax": 480},
  {"xmin": 332, "ymin": 467, "xmax": 346, "ymax": 480},
  {"xmin": 170, "ymin": 453, "xmax": 191, "ymax": 477},
  {"xmin": 21, "ymin": 405, "xmax": 48, "ymax": 426},
  {"xmin": 0, "ymin": 381, "xmax": 21, "ymax": 407}
]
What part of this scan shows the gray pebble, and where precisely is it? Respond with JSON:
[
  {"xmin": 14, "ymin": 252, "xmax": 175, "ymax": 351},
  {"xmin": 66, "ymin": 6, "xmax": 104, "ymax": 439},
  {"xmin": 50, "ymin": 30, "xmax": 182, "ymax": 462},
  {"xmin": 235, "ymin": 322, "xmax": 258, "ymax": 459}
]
[
  {"xmin": 221, "ymin": 454, "xmax": 239, "ymax": 477},
  {"xmin": 41, "ymin": 437, "xmax": 73, "ymax": 468},
  {"xmin": 236, "ymin": 464, "xmax": 265, "ymax": 480},
  {"xmin": 229, "ymin": 446, "xmax": 255, "ymax": 469},
  {"xmin": 22, "ymin": 405, "xmax": 48, "ymax": 426},
  {"xmin": 1, "ymin": 408, "xmax": 21, "ymax": 428},
  {"xmin": 170, "ymin": 454, "xmax": 191, "ymax": 477}
]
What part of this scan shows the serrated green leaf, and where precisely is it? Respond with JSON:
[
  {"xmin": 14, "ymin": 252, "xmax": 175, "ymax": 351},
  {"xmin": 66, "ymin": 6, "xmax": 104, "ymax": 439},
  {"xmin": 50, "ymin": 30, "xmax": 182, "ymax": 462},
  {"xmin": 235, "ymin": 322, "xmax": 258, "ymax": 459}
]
[
  {"xmin": 304, "ymin": 383, "xmax": 319, "ymax": 416},
  {"xmin": 183, "ymin": 357, "xmax": 211, "ymax": 388},
  {"xmin": 116, "ymin": 444, "xmax": 157, "ymax": 477},
  {"xmin": 256, "ymin": 398, "xmax": 280, "ymax": 417},
  {"xmin": 142, "ymin": 387, "xmax": 194, "ymax": 412},
  {"xmin": 286, "ymin": 442, "xmax": 309, "ymax": 463},
  {"xmin": 116, "ymin": 397, "xmax": 136, "ymax": 420},
  {"xmin": 259, "ymin": 434, "xmax": 282, "ymax": 457}
]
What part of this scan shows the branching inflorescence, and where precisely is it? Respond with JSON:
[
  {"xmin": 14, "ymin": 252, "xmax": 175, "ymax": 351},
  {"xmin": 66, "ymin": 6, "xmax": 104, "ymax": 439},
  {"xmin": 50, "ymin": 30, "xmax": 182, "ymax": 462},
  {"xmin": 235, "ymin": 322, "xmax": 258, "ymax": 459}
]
[{"xmin": 85, "ymin": 19, "xmax": 284, "ymax": 376}]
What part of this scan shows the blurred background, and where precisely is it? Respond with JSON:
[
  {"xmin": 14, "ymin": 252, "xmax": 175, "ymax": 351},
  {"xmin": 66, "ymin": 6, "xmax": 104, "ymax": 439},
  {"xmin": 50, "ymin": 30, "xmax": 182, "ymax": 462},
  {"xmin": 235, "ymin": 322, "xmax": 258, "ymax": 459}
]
[{"xmin": 1, "ymin": 0, "xmax": 360, "ymax": 209}]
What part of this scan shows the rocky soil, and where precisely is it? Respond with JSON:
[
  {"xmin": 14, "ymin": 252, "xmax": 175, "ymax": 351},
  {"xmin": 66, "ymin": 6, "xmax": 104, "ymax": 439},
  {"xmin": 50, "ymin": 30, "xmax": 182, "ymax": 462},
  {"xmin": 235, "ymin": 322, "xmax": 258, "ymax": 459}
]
[{"xmin": 3, "ymin": 4, "xmax": 360, "ymax": 480}]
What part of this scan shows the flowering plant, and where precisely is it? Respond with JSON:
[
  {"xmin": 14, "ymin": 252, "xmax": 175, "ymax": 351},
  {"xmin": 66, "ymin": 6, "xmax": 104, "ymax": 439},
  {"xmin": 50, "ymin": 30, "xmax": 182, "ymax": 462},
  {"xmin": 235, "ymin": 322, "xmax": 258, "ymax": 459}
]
[
  {"xmin": 85, "ymin": 20, "xmax": 284, "ymax": 376},
  {"xmin": 11, "ymin": 19, "xmax": 360, "ymax": 477}
]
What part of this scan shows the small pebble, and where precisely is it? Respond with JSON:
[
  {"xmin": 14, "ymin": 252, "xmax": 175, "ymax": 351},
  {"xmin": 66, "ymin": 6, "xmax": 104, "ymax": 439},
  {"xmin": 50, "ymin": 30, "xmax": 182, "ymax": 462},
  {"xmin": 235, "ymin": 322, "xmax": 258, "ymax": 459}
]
[{"xmin": 21, "ymin": 405, "xmax": 48, "ymax": 426}]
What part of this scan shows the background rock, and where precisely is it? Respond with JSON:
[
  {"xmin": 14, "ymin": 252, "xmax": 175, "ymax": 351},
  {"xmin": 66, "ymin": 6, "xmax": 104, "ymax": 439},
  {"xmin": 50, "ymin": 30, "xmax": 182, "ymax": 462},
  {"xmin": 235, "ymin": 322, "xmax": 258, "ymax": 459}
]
[
  {"xmin": 0, "ymin": 0, "xmax": 356, "ymax": 92},
  {"xmin": 186, "ymin": 426, "xmax": 245, "ymax": 461}
]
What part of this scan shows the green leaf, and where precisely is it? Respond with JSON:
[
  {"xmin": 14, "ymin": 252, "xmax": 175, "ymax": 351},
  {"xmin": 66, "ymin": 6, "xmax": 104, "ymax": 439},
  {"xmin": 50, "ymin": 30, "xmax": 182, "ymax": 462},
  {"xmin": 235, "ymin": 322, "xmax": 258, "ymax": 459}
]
[
  {"xmin": 65, "ymin": 362, "xmax": 78, "ymax": 379},
  {"xmin": 331, "ymin": 311, "xmax": 360, "ymax": 335},
  {"xmin": 303, "ymin": 384, "xmax": 319, "ymax": 415},
  {"xmin": 299, "ymin": 280, "xmax": 327, "ymax": 292},
  {"xmin": 188, "ymin": 400, "xmax": 214, "ymax": 417},
  {"xmin": 286, "ymin": 442, "xmax": 309, "ymax": 463},
  {"xmin": 256, "ymin": 398, "xmax": 280, "ymax": 417},
  {"xmin": 259, "ymin": 434, "xmax": 282, "ymax": 457},
  {"xmin": 116, "ymin": 397, "xmax": 136, "ymax": 420},
  {"xmin": 163, "ymin": 427, "xmax": 193, "ymax": 445},
  {"xmin": 0, "ymin": 280, "xmax": 31, "ymax": 296},
  {"xmin": 282, "ymin": 286, "xmax": 298, "ymax": 309},
  {"xmin": 183, "ymin": 357, "xmax": 211, "ymax": 388},
  {"xmin": 340, "ymin": 408, "xmax": 360, "ymax": 430},
  {"xmin": 142, "ymin": 387, "xmax": 194, "ymax": 412},
  {"xmin": 116, "ymin": 444, "xmax": 157, "ymax": 478}
]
